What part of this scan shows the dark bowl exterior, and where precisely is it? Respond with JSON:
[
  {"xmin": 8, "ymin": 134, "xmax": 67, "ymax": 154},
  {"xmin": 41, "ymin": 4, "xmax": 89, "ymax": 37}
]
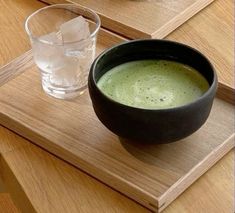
[{"xmin": 88, "ymin": 39, "xmax": 217, "ymax": 143}]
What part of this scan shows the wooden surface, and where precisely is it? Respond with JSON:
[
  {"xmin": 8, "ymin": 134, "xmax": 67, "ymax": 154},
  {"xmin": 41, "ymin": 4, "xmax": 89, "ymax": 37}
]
[
  {"xmin": 0, "ymin": 0, "xmax": 234, "ymax": 213},
  {"xmin": 1, "ymin": 136, "xmax": 149, "ymax": 213},
  {"xmin": 0, "ymin": 50, "xmax": 33, "ymax": 86},
  {"xmin": 166, "ymin": 0, "xmax": 234, "ymax": 103},
  {"xmin": 0, "ymin": 193, "xmax": 19, "ymax": 213},
  {"xmin": 1, "ymin": 127, "xmax": 233, "ymax": 213},
  {"xmin": 0, "ymin": 31, "xmax": 234, "ymax": 212},
  {"xmin": 0, "ymin": 0, "xmax": 44, "ymax": 66},
  {"xmin": 41, "ymin": 0, "xmax": 214, "ymax": 39},
  {"xmin": 0, "ymin": 176, "xmax": 19, "ymax": 213}
]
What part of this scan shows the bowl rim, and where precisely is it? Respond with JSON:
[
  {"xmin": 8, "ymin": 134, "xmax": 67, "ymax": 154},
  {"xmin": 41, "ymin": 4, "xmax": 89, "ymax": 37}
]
[{"xmin": 89, "ymin": 39, "xmax": 218, "ymax": 112}]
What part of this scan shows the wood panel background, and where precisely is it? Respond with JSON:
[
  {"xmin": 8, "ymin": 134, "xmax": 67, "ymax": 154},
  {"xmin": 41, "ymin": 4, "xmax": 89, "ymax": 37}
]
[{"xmin": 41, "ymin": 0, "xmax": 214, "ymax": 39}]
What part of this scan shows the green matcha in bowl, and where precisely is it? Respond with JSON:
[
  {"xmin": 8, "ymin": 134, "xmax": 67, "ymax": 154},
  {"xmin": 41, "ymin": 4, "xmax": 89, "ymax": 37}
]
[
  {"xmin": 88, "ymin": 39, "xmax": 217, "ymax": 143},
  {"xmin": 97, "ymin": 60, "xmax": 209, "ymax": 109}
]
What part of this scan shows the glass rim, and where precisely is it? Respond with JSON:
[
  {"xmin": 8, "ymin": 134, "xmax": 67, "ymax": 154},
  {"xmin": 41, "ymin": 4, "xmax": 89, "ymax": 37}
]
[{"xmin": 24, "ymin": 3, "xmax": 101, "ymax": 46}]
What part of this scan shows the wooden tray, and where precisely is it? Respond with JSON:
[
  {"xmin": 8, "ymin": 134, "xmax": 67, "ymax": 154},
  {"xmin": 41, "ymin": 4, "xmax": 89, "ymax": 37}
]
[
  {"xmin": 42, "ymin": 0, "xmax": 214, "ymax": 39},
  {"xmin": 0, "ymin": 29, "xmax": 234, "ymax": 212}
]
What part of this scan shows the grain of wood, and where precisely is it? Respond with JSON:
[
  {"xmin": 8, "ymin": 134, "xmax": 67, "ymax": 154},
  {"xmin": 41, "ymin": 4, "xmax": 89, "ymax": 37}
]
[
  {"xmin": 0, "ymin": 30, "xmax": 234, "ymax": 211},
  {"xmin": 0, "ymin": 155, "xmax": 41, "ymax": 213},
  {"xmin": 0, "ymin": 0, "xmax": 45, "ymax": 66},
  {"xmin": 41, "ymin": 0, "xmax": 214, "ymax": 39},
  {"xmin": 0, "ymin": 0, "xmax": 45, "ymax": 156},
  {"xmin": 164, "ymin": 149, "xmax": 234, "ymax": 213},
  {"xmin": 167, "ymin": 0, "xmax": 234, "ymax": 92},
  {"xmin": 0, "ymin": 0, "xmax": 233, "ymax": 213},
  {"xmin": 0, "ymin": 176, "xmax": 5, "ymax": 192},
  {"xmin": 0, "ymin": 193, "xmax": 20, "ymax": 213},
  {"xmin": 1, "ymin": 133, "xmax": 234, "ymax": 213},
  {"xmin": 1, "ymin": 141, "xmax": 149, "ymax": 213},
  {"xmin": 0, "ymin": 50, "xmax": 33, "ymax": 87}
]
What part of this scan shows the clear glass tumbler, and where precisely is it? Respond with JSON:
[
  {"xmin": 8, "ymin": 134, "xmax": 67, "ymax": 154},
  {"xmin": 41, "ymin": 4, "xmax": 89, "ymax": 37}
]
[{"xmin": 25, "ymin": 4, "xmax": 100, "ymax": 99}]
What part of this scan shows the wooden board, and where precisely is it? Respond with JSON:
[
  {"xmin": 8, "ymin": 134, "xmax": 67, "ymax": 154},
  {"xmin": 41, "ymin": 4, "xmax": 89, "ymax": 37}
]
[
  {"xmin": 166, "ymin": 0, "xmax": 234, "ymax": 104},
  {"xmin": 0, "ymin": 30, "xmax": 234, "ymax": 213},
  {"xmin": 41, "ymin": 0, "xmax": 214, "ymax": 39}
]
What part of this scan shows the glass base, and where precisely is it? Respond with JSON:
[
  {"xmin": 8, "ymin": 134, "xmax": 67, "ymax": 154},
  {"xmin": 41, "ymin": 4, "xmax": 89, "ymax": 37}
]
[{"xmin": 42, "ymin": 80, "xmax": 87, "ymax": 100}]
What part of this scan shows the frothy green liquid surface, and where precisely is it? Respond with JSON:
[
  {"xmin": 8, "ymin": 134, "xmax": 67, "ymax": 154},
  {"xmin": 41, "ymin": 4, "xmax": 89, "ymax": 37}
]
[{"xmin": 97, "ymin": 60, "xmax": 209, "ymax": 109}]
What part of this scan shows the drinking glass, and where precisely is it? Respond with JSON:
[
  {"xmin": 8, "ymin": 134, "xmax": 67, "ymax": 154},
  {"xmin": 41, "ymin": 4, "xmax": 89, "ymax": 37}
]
[{"xmin": 25, "ymin": 4, "xmax": 100, "ymax": 99}]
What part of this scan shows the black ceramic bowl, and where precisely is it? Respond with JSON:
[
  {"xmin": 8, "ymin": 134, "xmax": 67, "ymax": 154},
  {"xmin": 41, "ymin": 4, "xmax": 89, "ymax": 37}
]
[{"xmin": 88, "ymin": 39, "xmax": 217, "ymax": 143}]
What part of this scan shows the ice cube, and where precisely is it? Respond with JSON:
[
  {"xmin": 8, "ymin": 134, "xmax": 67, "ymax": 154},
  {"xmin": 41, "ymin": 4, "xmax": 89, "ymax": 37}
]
[
  {"xmin": 34, "ymin": 47, "xmax": 64, "ymax": 74},
  {"xmin": 33, "ymin": 31, "xmax": 64, "ymax": 71},
  {"xmin": 50, "ymin": 57, "xmax": 79, "ymax": 87},
  {"xmin": 40, "ymin": 32, "xmax": 62, "ymax": 44},
  {"xmin": 60, "ymin": 16, "xmax": 90, "ymax": 43}
]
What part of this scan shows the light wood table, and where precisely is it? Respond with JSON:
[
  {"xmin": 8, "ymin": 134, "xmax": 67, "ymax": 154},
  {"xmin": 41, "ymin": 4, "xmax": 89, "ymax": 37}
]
[{"xmin": 0, "ymin": 0, "xmax": 234, "ymax": 212}]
